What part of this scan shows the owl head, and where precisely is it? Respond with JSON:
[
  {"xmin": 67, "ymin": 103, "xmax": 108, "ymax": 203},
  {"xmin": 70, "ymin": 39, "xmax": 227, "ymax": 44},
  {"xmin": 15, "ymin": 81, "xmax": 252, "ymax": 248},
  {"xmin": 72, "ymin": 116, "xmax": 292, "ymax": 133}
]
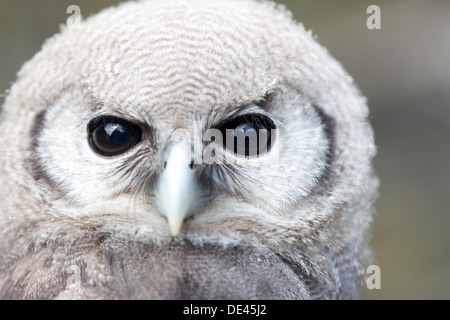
[{"xmin": 0, "ymin": 0, "xmax": 377, "ymax": 299}]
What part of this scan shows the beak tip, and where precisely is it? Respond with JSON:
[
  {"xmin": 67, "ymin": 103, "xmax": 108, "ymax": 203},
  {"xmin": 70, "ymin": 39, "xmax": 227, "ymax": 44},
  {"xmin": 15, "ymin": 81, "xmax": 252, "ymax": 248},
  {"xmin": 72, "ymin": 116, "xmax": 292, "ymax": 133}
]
[{"xmin": 168, "ymin": 218, "xmax": 184, "ymax": 237}]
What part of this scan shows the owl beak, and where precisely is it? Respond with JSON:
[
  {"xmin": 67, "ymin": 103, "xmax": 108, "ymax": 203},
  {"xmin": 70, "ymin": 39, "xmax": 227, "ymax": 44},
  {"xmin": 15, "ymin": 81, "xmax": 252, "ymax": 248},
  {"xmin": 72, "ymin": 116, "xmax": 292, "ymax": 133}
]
[{"xmin": 152, "ymin": 141, "xmax": 204, "ymax": 236}]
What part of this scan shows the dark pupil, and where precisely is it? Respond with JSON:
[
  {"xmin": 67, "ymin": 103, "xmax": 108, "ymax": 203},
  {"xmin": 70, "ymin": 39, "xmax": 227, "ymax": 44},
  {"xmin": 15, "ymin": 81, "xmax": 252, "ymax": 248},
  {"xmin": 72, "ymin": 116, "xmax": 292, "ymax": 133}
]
[
  {"xmin": 89, "ymin": 117, "xmax": 142, "ymax": 156},
  {"xmin": 219, "ymin": 115, "xmax": 274, "ymax": 156},
  {"xmin": 233, "ymin": 123, "xmax": 265, "ymax": 153},
  {"xmin": 103, "ymin": 123, "xmax": 129, "ymax": 146}
]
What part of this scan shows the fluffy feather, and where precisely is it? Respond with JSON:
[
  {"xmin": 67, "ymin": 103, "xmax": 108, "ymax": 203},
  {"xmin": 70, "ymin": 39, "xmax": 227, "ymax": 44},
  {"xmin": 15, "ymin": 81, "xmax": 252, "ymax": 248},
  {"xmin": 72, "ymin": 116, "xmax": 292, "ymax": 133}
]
[{"xmin": 0, "ymin": 0, "xmax": 377, "ymax": 299}]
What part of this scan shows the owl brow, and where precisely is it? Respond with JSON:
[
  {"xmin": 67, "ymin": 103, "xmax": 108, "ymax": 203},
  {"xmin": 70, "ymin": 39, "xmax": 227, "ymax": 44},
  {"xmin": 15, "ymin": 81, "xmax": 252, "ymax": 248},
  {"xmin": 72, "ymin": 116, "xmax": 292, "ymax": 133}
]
[
  {"xmin": 87, "ymin": 109, "xmax": 142, "ymax": 126},
  {"xmin": 223, "ymin": 87, "xmax": 274, "ymax": 115},
  {"xmin": 217, "ymin": 97, "xmax": 270, "ymax": 123}
]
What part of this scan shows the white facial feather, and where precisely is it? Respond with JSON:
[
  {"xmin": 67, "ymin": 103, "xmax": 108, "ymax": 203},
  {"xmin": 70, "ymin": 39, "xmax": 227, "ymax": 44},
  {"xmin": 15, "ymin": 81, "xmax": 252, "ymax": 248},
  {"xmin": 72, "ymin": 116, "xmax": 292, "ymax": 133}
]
[{"xmin": 0, "ymin": 0, "xmax": 377, "ymax": 299}]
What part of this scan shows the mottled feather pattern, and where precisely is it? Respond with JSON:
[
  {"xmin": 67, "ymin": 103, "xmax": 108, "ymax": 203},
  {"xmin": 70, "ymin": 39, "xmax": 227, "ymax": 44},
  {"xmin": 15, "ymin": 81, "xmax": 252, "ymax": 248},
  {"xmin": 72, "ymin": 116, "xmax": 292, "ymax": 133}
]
[{"xmin": 0, "ymin": 0, "xmax": 377, "ymax": 299}]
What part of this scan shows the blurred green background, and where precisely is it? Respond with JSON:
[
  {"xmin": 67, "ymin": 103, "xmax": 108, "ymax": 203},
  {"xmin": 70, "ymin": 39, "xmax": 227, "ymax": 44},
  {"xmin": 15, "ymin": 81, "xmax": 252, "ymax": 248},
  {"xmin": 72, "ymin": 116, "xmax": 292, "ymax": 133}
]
[{"xmin": 1, "ymin": 0, "xmax": 449, "ymax": 299}]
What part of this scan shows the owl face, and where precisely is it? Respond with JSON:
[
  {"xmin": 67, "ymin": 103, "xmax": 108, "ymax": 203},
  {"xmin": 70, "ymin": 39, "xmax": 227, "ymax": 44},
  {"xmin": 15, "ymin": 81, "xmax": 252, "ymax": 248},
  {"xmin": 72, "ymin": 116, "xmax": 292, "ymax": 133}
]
[
  {"xmin": 30, "ymin": 77, "xmax": 330, "ymax": 240},
  {"xmin": 1, "ymin": 0, "xmax": 375, "ymax": 257}
]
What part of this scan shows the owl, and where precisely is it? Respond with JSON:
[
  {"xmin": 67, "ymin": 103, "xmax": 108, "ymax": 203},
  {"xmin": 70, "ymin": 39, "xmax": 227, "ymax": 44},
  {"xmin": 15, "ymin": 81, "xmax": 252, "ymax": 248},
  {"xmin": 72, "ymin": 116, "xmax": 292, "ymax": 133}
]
[{"xmin": 0, "ymin": 0, "xmax": 377, "ymax": 299}]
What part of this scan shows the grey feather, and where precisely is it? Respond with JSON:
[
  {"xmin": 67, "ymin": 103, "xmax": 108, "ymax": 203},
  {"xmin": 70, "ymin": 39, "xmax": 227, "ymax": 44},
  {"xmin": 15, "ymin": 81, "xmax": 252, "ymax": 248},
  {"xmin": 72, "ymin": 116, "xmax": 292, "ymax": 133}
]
[{"xmin": 0, "ymin": 0, "xmax": 377, "ymax": 299}]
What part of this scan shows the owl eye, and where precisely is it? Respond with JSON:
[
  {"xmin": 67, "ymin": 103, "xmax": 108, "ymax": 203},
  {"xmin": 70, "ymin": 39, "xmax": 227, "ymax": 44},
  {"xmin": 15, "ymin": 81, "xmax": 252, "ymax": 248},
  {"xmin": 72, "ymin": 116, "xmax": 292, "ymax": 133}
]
[
  {"xmin": 88, "ymin": 116, "xmax": 143, "ymax": 156},
  {"xmin": 217, "ymin": 114, "xmax": 276, "ymax": 157}
]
